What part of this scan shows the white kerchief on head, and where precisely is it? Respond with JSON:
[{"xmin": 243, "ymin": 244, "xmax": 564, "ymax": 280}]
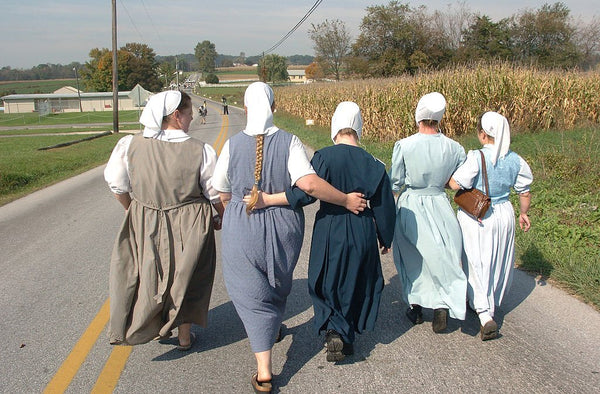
[
  {"xmin": 331, "ymin": 101, "xmax": 363, "ymax": 142},
  {"xmin": 244, "ymin": 82, "xmax": 274, "ymax": 136},
  {"xmin": 481, "ymin": 111, "xmax": 511, "ymax": 166},
  {"xmin": 140, "ymin": 90, "xmax": 182, "ymax": 138},
  {"xmin": 415, "ymin": 92, "xmax": 446, "ymax": 126}
]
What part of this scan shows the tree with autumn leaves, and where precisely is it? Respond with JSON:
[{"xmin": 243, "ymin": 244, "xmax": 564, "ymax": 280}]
[{"xmin": 80, "ymin": 43, "xmax": 161, "ymax": 92}]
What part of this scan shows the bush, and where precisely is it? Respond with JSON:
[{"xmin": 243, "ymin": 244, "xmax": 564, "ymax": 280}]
[{"xmin": 204, "ymin": 73, "xmax": 219, "ymax": 84}]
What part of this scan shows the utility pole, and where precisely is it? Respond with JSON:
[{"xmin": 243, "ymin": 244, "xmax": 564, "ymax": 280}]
[
  {"xmin": 175, "ymin": 56, "xmax": 179, "ymax": 89},
  {"xmin": 111, "ymin": 0, "xmax": 119, "ymax": 133},
  {"xmin": 73, "ymin": 67, "xmax": 82, "ymax": 112}
]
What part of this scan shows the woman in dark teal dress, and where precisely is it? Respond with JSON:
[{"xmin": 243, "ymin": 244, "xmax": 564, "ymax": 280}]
[{"xmin": 258, "ymin": 102, "xmax": 395, "ymax": 362}]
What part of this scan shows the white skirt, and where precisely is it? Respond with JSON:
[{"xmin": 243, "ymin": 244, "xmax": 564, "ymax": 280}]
[{"xmin": 457, "ymin": 201, "xmax": 516, "ymax": 317}]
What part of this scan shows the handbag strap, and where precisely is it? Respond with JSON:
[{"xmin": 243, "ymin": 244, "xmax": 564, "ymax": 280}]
[{"xmin": 479, "ymin": 150, "xmax": 490, "ymax": 196}]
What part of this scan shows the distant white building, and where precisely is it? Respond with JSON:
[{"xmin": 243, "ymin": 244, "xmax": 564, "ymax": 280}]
[
  {"xmin": 1, "ymin": 86, "xmax": 143, "ymax": 114},
  {"xmin": 288, "ymin": 69, "xmax": 307, "ymax": 83}
]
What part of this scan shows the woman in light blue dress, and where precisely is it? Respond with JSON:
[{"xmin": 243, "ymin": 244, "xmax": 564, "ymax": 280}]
[
  {"xmin": 449, "ymin": 112, "xmax": 532, "ymax": 340},
  {"xmin": 389, "ymin": 92, "xmax": 467, "ymax": 333}
]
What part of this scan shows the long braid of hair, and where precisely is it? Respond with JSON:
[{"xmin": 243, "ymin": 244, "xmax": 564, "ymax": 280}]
[{"xmin": 246, "ymin": 134, "xmax": 264, "ymax": 215}]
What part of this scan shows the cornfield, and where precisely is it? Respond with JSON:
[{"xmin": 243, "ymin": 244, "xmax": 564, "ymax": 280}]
[{"xmin": 274, "ymin": 63, "xmax": 600, "ymax": 141}]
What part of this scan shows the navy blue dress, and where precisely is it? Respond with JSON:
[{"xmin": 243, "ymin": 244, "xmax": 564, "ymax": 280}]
[{"xmin": 287, "ymin": 144, "xmax": 396, "ymax": 344}]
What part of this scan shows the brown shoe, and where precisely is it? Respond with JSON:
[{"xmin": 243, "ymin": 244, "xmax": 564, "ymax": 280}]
[
  {"xmin": 480, "ymin": 320, "xmax": 498, "ymax": 341},
  {"xmin": 432, "ymin": 308, "xmax": 448, "ymax": 333},
  {"xmin": 251, "ymin": 373, "xmax": 272, "ymax": 393}
]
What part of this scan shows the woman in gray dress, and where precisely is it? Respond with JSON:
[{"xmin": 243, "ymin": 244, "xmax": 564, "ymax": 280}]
[
  {"xmin": 212, "ymin": 82, "xmax": 365, "ymax": 393},
  {"xmin": 104, "ymin": 91, "xmax": 224, "ymax": 350}
]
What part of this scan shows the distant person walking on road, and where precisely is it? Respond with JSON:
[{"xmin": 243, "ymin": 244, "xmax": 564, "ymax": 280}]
[
  {"xmin": 222, "ymin": 96, "xmax": 229, "ymax": 115},
  {"xmin": 212, "ymin": 82, "xmax": 365, "ymax": 393},
  {"xmin": 389, "ymin": 92, "xmax": 468, "ymax": 333},
  {"xmin": 199, "ymin": 101, "xmax": 207, "ymax": 124},
  {"xmin": 449, "ymin": 112, "xmax": 533, "ymax": 340},
  {"xmin": 104, "ymin": 90, "xmax": 224, "ymax": 350}
]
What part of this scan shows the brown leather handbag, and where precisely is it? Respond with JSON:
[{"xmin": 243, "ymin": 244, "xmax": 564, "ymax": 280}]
[{"xmin": 453, "ymin": 150, "xmax": 491, "ymax": 220}]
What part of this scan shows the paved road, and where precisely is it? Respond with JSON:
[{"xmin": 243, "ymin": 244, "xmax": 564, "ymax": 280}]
[{"xmin": 0, "ymin": 98, "xmax": 598, "ymax": 393}]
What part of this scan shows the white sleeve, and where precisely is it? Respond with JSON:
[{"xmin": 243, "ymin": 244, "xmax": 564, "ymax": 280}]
[
  {"xmin": 451, "ymin": 150, "xmax": 480, "ymax": 189},
  {"xmin": 104, "ymin": 135, "xmax": 133, "ymax": 194},
  {"xmin": 199, "ymin": 143, "xmax": 221, "ymax": 203},
  {"xmin": 514, "ymin": 156, "xmax": 533, "ymax": 194},
  {"xmin": 288, "ymin": 135, "xmax": 315, "ymax": 185},
  {"xmin": 212, "ymin": 140, "xmax": 231, "ymax": 193}
]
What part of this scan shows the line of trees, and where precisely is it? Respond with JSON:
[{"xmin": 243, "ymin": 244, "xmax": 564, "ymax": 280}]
[{"xmin": 310, "ymin": 1, "xmax": 600, "ymax": 80}]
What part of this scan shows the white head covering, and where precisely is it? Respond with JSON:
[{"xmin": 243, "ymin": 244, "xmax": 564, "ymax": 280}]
[
  {"xmin": 244, "ymin": 82, "xmax": 275, "ymax": 136},
  {"xmin": 415, "ymin": 92, "xmax": 446, "ymax": 126},
  {"xmin": 481, "ymin": 111, "xmax": 511, "ymax": 166},
  {"xmin": 139, "ymin": 90, "xmax": 182, "ymax": 138},
  {"xmin": 331, "ymin": 101, "xmax": 363, "ymax": 142}
]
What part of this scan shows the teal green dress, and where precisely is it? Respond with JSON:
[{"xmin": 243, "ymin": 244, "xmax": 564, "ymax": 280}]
[{"xmin": 389, "ymin": 132, "xmax": 467, "ymax": 320}]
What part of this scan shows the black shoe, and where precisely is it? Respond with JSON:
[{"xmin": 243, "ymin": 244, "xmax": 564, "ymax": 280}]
[
  {"xmin": 325, "ymin": 330, "xmax": 346, "ymax": 362},
  {"xmin": 406, "ymin": 304, "xmax": 424, "ymax": 325},
  {"xmin": 480, "ymin": 319, "xmax": 498, "ymax": 341},
  {"xmin": 432, "ymin": 308, "xmax": 448, "ymax": 333},
  {"xmin": 342, "ymin": 341, "xmax": 354, "ymax": 356},
  {"xmin": 275, "ymin": 325, "xmax": 284, "ymax": 343}
]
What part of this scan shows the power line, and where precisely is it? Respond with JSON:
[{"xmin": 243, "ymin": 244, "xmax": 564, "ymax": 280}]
[
  {"xmin": 263, "ymin": 0, "xmax": 323, "ymax": 55},
  {"xmin": 118, "ymin": 0, "xmax": 144, "ymax": 41},
  {"xmin": 138, "ymin": 0, "xmax": 161, "ymax": 40}
]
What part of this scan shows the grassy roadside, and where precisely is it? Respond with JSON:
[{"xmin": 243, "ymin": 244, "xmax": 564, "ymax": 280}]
[
  {"xmin": 0, "ymin": 133, "xmax": 123, "ymax": 206},
  {"xmin": 0, "ymin": 110, "xmax": 140, "ymax": 127}
]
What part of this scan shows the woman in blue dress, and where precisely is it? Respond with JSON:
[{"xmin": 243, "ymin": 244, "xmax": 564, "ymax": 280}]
[
  {"xmin": 212, "ymin": 83, "xmax": 365, "ymax": 393},
  {"xmin": 282, "ymin": 102, "xmax": 396, "ymax": 362},
  {"xmin": 449, "ymin": 112, "xmax": 532, "ymax": 340},
  {"xmin": 389, "ymin": 92, "xmax": 468, "ymax": 333}
]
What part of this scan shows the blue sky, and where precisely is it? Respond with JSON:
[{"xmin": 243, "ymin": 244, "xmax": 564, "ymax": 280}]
[{"xmin": 1, "ymin": 0, "xmax": 596, "ymax": 69}]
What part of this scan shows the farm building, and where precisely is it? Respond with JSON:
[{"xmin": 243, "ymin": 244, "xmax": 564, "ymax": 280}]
[
  {"xmin": 288, "ymin": 69, "xmax": 307, "ymax": 83},
  {"xmin": 0, "ymin": 85, "xmax": 152, "ymax": 114}
]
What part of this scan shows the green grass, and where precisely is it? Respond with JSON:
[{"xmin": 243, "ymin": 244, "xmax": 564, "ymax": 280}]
[
  {"xmin": 0, "ymin": 79, "xmax": 77, "ymax": 94},
  {"xmin": 0, "ymin": 110, "xmax": 140, "ymax": 127},
  {"xmin": 0, "ymin": 133, "xmax": 123, "ymax": 206},
  {"xmin": 194, "ymin": 86, "xmax": 246, "ymax": 107},
  {"xmin": 276, "ymin": 110, "xmax": 600, "ymax": 309},
  {"xmin": 0, "ymin": 126, "xmax": 140, "ymax": 135}
]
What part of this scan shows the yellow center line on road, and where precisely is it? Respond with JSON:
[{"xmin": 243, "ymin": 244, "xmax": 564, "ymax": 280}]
[
  {"xmin": 213, "ymin": 114, "xmax": 229, "ymax": 155},
  {"xmin": 44, "ymin": 299, "xmax": 110, "ymax": 393},
  {"xmin": 91, "ymin": 345, "xmax": 132, "ymax": 393}
]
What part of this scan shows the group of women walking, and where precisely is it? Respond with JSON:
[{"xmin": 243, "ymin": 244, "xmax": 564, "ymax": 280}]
[{"xmin": 103, "ymin": 82, "xmax": 532, "ymax": 393}]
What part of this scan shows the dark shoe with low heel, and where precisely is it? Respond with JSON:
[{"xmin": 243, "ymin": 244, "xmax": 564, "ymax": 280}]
[
  {"xmin": 325, "ymin": 330, "xmax": 348, "ymax": 362},
  {"xmin": 251, "ymin": 373, "xmax": 272, "ymax": 393},
  {"xmin": 432, "ymin": 308, "xmax": 448, "ymax": 333},
  {"xmin": 480, "ymin": 319, "xmax": 498, "ymax": 341},
  {"xmin": 406, "ymin": 304, "xmax": 424, "ymax": 325}
]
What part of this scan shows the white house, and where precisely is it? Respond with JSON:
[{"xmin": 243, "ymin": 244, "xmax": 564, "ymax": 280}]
[{"xmin": 1, "ymin": 86, "xmax": 141, "ymax": 114}]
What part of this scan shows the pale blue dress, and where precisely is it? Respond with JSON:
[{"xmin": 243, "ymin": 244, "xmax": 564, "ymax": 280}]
[{"xmin": 390, "ymin": 132, "xmax": 467, "ymax": 320}]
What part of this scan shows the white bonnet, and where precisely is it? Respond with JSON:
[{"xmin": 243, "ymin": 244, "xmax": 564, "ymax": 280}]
[
  {"xmin": 140, "ymin": 90, "xmax": 182, "ymax": 137},
  {"xmin": 331, "ymin": 101, "xmax": 363, "ymax": 142},
  {"xmin": 415, "ymin": 92, "xmax": 446, "ymax": 126},
  {"xmin": 481, "ymin": 111, "xmax": 511, "ymax": 166},
  {"xmin": 244, "ymin": 82, "xmax": 275, "ymax": 136}
]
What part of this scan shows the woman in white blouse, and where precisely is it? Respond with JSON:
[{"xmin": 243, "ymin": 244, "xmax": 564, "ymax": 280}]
[{"xmin": 449, "ymin": 112, "xmax": 533, "ymax": 341}]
